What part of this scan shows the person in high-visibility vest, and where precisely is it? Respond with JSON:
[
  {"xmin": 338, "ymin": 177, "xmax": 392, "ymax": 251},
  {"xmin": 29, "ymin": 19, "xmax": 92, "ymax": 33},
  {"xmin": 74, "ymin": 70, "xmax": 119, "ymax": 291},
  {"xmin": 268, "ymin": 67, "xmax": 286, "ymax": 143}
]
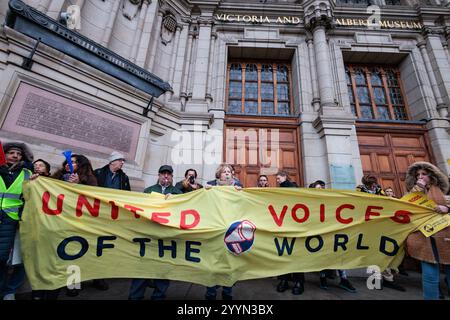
[{"xmin": 0, "ymin": 142, "xmax": 33, "ymax": 300}]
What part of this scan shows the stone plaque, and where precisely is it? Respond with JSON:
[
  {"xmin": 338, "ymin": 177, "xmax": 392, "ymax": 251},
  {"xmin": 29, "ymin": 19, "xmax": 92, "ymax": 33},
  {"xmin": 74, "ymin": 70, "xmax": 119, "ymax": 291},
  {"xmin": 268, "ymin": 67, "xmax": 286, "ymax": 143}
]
[
  {"xmin": 3, "ymin": 83, "xmax": 140, "ymax": 159},
  {"xmin": 330, "ymin": 164, "xmax": 356, "ymax": 190}
]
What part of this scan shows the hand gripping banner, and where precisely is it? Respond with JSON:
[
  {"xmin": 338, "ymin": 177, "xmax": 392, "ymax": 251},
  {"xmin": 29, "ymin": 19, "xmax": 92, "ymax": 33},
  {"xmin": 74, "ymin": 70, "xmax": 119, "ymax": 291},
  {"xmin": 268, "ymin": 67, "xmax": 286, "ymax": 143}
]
[{"xmin": 21, "ymin": 177, "xmax": 449, "ymax": 290}]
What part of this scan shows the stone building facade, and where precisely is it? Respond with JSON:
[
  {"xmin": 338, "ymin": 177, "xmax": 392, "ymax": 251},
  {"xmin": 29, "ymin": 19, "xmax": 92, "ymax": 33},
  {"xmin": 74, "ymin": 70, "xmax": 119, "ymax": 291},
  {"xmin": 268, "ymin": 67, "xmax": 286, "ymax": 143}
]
[{"xmin": 0, "ymin": 0, "xmax": 449, "ymax": 194}]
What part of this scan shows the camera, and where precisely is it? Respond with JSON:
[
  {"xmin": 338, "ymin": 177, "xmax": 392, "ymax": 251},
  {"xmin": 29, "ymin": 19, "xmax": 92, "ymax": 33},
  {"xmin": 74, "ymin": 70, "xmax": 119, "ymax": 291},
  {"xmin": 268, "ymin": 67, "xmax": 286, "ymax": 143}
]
[{"xmin": 188, "ymin": 175, "xmax": 195, "ymax": 184}]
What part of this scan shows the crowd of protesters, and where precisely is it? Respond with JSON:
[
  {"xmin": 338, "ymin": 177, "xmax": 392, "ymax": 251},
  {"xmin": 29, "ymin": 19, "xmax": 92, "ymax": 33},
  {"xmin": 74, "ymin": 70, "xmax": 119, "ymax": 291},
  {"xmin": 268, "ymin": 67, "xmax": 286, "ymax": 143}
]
[{"xmin": 0, "ymin": 141, "xmax": 449, "ymax": 300}]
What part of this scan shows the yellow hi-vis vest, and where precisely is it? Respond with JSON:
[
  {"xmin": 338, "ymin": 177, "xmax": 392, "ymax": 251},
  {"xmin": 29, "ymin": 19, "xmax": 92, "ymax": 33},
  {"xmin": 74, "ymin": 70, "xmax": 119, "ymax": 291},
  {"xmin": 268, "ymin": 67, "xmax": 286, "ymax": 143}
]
[{"xmin": 0, "ymin": 168, "xmax": 31, "ymax": 221}]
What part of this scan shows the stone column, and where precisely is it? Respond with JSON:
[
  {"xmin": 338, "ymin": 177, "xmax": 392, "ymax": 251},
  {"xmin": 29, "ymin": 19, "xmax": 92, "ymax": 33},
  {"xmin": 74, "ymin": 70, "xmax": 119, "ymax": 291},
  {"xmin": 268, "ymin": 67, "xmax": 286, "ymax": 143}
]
[
  {"xmin": 304, "ymin": 2, "xmax": 360, "ymax": 189},
  {"xmin": 419, "ymin": 27, "xmax": 450, "ymax": 176},
  {"xmin": 417, "ymin": 41, "xmax": 445, "ymax": 117},
  {"xmin": 130, "ymin": 0, "xmax": 149, "ymax": 63},
  {"xmin": 422, "ymin": 27, "xmax": 450, "ymax": 118},
  {"xmin": 180, "ymin": 29, "xmax": 195, "ymax": 111},
  {"xmin": 442, "ymin": 41, "xmax": 450, "ymax": 66},
  {"xmin": 147, "ymin": 10, "xmax": 164, "ymax": 71},
  {"xmin": 100, "ymin": 0, "xmax": 121, "ymax": 47},
  {"xmin": 306, "ymin": 37, "xmax": 320, "ymax": 112},
  {"xmin": 165, "ymin": 24, "xmax": 182, "ymax": 102},
  {"xmin": 205, "ymin": 31, "xmax": 217, "ymax": 107},
  {"xmin": 135, "ymin": 0, "xmax": 158, "ymax": 68},
  {"xmin": 191, "ymin": 19, "xmax": 212, "ymax": 102},
  {"xmin": 171, "ymin": 22, "xmax": 189, "ymax": 101},
  {"xmin": 312, "ymin": 25, "xmax": 336, "ymax": 111}
]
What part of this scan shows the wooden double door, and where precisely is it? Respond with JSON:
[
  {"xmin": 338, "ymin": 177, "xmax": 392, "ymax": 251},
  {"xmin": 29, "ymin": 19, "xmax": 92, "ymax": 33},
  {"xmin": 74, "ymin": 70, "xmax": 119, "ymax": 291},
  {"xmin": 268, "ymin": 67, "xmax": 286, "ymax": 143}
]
[
  {"xmin": 224, "ymin": 116, "xmax": 302, "ymax": 188},
  {"xmin": 357, "ymin": 123, "xmax": 434, "ymax": 197}
]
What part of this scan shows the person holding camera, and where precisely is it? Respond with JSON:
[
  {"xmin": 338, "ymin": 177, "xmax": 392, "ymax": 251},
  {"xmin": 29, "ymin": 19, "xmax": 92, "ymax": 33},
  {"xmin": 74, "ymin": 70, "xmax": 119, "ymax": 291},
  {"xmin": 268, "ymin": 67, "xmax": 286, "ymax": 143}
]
[{"xmin": 175, "ymin": 168, "xmax": 203, "ymax": 193}]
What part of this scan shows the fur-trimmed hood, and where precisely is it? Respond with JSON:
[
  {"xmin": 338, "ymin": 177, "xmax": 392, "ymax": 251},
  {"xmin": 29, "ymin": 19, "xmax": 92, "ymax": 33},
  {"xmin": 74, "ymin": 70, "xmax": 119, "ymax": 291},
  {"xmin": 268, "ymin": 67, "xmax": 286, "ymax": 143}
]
[
  {"xmin": 3, "ymin": 142, "xmax": 34, "ymax": 163},
  {"xmin": 405, "ymin": 161, "xmax": 449, "ymax": 194}
]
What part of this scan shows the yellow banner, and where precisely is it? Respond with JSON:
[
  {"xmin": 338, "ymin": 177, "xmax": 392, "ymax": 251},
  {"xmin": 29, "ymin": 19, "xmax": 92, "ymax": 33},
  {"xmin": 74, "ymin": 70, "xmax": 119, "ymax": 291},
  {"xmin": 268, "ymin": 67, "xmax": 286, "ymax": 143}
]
[{"xmin": 21, "ymin": 177, "xmax": 447, "ymax": 290}]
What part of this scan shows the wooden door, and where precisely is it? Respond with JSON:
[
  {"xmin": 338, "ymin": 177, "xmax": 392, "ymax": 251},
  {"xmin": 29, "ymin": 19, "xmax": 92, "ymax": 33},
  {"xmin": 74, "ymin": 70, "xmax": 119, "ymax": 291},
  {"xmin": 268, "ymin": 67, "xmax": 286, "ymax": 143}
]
[
  {"xmin": 357, "ymin": 123, "xmax": 434, "ymax": 197},
  {"xmin": 224, "ymin": 117, "xmax": 302, "ymax": 188}
]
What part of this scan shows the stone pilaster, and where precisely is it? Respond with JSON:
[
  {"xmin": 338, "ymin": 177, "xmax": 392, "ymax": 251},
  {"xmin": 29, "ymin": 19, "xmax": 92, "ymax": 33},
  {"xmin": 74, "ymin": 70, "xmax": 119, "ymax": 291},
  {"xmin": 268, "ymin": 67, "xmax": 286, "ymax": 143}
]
[
  {"xmin": 180, "ymin": 27, "xmax": 195, "ymax": 111},
  {"xmin": 147, "ymin": 9, "xmax": 164, "ymax": 70},
  {"xmin": 191, "ymin": 18, "xmax": 212, "ymax": 102},
  {"xmin": 135, "ymin": 0, "xmax": 158, "ymax": 68},
  {"xmin": 205, "ymin": 31, "xmax": 217, "ymax": 107},
  {"xmin": 100, "ymin": 0, "xmax": 121, "ymax": 47},
  {"xmin": 130, "ymin": 0, "xmax": 149, "ymax": 63},
  {"xmin": 306, "ymin": 36, "xmax": 320, "ymax": 112},
  {"xmin": 422, "ymin": 26, "xmax": 450, "ymax": 118},
  {"xmin": 165, "ymin": 24, "xmax": 182, "ymax": 102},
  {"xmin": 417, "ymin": 40, "xmax": 445, "ymax": 117}
]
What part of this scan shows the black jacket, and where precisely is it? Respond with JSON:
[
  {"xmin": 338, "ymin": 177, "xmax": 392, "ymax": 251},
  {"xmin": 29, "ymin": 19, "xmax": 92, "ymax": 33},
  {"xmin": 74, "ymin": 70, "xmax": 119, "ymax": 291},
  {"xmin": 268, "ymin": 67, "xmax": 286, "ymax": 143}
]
[
  {"xmin": 280, "ymin": 180, "xmax": 298, "ymax": 188},
  {"xmin": 94, "ymin": 165, "xmax": 131, "ymax": 191},
  {"xmin": 175, "ymin": 180, "xmax": 203, "ymax": 193}
]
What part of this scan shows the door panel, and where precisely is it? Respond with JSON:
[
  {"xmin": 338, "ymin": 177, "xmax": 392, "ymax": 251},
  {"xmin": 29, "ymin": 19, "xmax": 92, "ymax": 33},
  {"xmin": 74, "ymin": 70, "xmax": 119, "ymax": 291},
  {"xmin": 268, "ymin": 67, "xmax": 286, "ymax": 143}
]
[
  {"xmin": 225, "ymin": 123, "xmax": 301, "ymax": 188},
  {"xmin": 357, "ymin": 128, "xmax": 433, "ymax": 197}
]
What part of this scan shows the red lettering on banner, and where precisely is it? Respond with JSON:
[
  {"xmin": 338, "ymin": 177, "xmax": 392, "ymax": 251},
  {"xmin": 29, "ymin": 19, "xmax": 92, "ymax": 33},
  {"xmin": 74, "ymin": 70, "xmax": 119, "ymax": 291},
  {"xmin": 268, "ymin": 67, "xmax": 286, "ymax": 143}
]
[
  {"xmin": 408, "ymin": 195, "xmax": 421, "ymax": 202},
  {"xmin": 151, "ymin": 212, "xmax": 171, "ymax": 224},
  {"xmin": 336, "ymin": 204, "xmax": 354, "ymax": 224},
  {"xmin": 365, "ymin": 206, "xmax": 383, "ymax": 221},
  {"xmin": 291, "ymin": 204, "xmax": 310, "ymax": 223},
  {"xmin": 390, "ymin": 210, "xmax": 412, "ymax": 224},
  {"xmin": 42, "ymin": 191, "xmax": 64, "ymax": 215},
  {"xmin": 319, "ymin": 204, "xmax": 325, "ymax": 222},
  {"xmin": 109, "ymin": 201, "xmax": 119, "ymax": 220},
  {"xmin": 124, "ymin": 205, "xmax": 144, "ymax": 218},
  {"xmin": 268, "ymin": 205, "xmax": 288, "ymax": 226},
  {"xmin": 76, "ymin": 195, "xmax": 100, "ymax": 217},
  {"xmin": 180, "ymin": 209, "xmax": 200, "ymax": 229}
]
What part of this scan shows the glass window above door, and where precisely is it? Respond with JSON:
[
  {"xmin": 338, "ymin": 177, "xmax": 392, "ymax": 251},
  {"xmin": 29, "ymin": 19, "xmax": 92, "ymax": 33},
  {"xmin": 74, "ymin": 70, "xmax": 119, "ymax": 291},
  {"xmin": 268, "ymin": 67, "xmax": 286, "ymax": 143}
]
[{"xmin": 226, "ymin": 61, "xmax": 293, "ymax": 116}]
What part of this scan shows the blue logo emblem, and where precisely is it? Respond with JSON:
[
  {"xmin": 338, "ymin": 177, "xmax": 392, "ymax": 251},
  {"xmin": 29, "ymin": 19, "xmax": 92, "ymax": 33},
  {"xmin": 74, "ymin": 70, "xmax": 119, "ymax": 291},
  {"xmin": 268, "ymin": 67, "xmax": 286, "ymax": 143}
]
[{"xmin": 224, "ymin": 220, "xmax": 256, "ymax": 255}]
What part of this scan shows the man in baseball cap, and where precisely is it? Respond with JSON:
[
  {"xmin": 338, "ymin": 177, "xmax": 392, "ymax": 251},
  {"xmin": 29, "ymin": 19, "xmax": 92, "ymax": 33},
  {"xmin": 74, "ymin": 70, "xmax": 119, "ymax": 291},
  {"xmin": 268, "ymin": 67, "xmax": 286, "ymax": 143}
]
[{"xmin": 129, "ymin": 164, "xmax": 181, "ymax": 300}]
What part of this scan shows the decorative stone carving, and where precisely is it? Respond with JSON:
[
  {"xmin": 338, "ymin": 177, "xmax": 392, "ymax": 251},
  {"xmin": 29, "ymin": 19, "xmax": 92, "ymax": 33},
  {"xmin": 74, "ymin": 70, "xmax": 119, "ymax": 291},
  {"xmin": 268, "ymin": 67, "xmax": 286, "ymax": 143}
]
[
  {"xmin": 304, "ymin": 1, "xmax": 334, "ymax": 31},
  {"xmin": 122, "ymin": 0, "xmax": 142, "ymax": 21},
  {"xmin": 421, "ymin": 25, "xmax": 445, "ymax": 36},
  {"xmin": 160, "ymin": 14, "xmax": 177, "ymax": 45}
]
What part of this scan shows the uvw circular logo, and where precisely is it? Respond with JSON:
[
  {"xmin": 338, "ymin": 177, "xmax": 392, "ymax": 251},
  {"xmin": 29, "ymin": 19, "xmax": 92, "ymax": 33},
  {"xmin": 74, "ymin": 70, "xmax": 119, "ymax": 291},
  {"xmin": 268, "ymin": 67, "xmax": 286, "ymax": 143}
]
[{"xmin": 224, "ymin": 220, "xmax": 256, "ymax": 255}]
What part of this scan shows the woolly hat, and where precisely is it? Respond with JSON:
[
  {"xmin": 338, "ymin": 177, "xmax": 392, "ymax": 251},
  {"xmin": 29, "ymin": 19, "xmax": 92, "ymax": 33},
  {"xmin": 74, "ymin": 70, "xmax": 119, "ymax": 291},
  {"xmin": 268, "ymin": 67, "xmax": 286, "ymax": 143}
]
[
  {"xmin": 3, "ymin": 142, "xmax": 34, "ymax": 163},
  {"xmin": 108, "ymin": 151, "xmax": 125, "ymax": 163}
]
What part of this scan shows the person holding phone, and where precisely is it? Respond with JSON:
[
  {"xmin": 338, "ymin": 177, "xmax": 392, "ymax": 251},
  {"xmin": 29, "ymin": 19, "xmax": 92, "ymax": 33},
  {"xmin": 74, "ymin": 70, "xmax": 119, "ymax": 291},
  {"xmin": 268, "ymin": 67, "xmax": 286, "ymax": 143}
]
[{"xmin": 175, "ymin": 168, "xmax": 203, "ymax": 193}]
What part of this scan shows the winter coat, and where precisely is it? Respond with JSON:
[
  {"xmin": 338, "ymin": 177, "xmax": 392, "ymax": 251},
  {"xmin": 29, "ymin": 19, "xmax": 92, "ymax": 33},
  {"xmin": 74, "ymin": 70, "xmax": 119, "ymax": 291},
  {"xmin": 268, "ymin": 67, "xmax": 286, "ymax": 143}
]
[
  {"xmin": 279, "ymin": 180, "xmax": 298, "ymax": 188},
  {"xmin": 206, "ymin": 179, "xmax": 243, "ymax": 187},
  {"xmin": 94, "ymin": 165, "xmax": 131, "ymax": 191},
  {"xmin": 174, "ymin": 180, "xmax": 203, "ymax": 193},
  {"xmin": 144, "ymin": 183, "xmax": 182, "ymax": 195},
  {"xmin": 405, "ymin": 162, "xmax": 450, "ymax": 265}
]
